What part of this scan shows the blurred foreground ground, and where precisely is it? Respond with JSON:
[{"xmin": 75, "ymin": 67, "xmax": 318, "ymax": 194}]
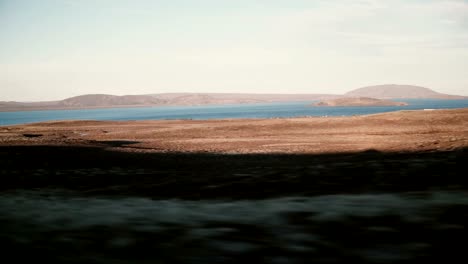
[{"xmin": 2, "ymin": 190, "xmax": 467, "ymax": 263}]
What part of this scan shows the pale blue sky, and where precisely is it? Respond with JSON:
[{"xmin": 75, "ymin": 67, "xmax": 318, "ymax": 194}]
[{"xmin": 1, "ymin": 0, "xmax": 468, "ymax": 101}]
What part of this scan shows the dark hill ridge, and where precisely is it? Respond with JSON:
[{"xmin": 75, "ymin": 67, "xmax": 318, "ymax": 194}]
[
  {"xmin": 0, "ymin": 84, "xmax": 466, "ymax": 111},
  {"xmin": 345, "ymin": 84, "xmax": 465, "ymax": 99}
]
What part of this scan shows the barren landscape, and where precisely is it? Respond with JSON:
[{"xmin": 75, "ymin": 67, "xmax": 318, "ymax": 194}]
[
  {"xmin": 1, "ymin": 108, "xmax": 467, "ymax": 199},
  {"xmin": 2, "ymin": 108, "xmax": 468, "ymax": 263},
  {"xmin": 2, "ymin": 108, "xmax": 467, "ymax": 153}
]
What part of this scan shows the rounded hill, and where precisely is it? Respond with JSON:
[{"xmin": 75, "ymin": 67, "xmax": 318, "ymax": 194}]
[{"xmin": 345, "ymin": 84, "xmax": 465, "ymax": 99}]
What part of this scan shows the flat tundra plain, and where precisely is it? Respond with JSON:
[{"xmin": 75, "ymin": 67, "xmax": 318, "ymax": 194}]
[{"xmin": 1, "ymin": 108, "xmax": 467, "ymax": 153}]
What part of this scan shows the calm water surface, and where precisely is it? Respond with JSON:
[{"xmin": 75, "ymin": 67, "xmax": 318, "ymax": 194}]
[{"xmin": 1, "ymin": 99, "xmax": 468, "ymax": 125}]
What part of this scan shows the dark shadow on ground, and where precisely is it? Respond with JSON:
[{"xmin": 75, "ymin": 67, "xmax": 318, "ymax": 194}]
[
  {"xmin": 2, "ymin": 146, "xmax": 468, "ymax": 263},
  {"xmin": 22, "ymin": 133, "xmax": 43, "ymax": 138},
  {"xmin": 1, "ymin": 145, "xmax": 467, "ymax": 199},
  {"xmin": 92, "ymin": 140, "xmax": 140, "ymax": 147}
]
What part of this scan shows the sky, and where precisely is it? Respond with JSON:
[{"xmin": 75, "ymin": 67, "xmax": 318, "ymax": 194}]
[{"xmin": 1, "ymin": 0, "xmax": 468, "ymax": 101}]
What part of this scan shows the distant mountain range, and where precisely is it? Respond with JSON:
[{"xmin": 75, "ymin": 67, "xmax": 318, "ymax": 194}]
[
  {"xmin": 345, "ymin": 84, "xmax": 465, "ymax": 99},
  {"xmin": 313, "ymin": 97, "xmax": 408, "ymax": 107},
  {"xmin": 0, "ymin": 84, "xmax": 466, "ymax": 112}
]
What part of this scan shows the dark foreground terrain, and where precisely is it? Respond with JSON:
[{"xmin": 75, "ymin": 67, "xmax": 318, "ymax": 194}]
[
  {"xmin": 1, "ymin": 145, "xmax": 468, "ymax": 198},
  {"xmin": 1, "ymin": 146, "xmax": 468, "ymax": 263},
  {"xmin": 1, "ymin": 108, "xmax": 468, "ymax": 263}
]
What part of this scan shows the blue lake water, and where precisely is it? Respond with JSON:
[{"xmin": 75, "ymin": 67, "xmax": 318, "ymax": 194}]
[{"xmin": 1, "ymin": 99, "xmax": 468, "ymax": 126}]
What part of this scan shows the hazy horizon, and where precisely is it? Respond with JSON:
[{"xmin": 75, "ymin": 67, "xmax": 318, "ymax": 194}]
[
  {"xmin": 3, "ymin": 83, "xmax": 467, "ymax": 103},
  {"xmin": 2, "ymin": 0, "xmax": 468, "ymax": 101}
]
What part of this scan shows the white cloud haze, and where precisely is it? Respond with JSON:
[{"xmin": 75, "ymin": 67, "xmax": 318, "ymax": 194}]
[{"xmin": 1, "ymin": 0, "xmax": 467, "ymax": 101}]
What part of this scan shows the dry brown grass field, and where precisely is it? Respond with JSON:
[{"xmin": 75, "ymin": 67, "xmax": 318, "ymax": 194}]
[{"xmin": 1, "ymin": 108, "xmax": 467, "ymax": 153}]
